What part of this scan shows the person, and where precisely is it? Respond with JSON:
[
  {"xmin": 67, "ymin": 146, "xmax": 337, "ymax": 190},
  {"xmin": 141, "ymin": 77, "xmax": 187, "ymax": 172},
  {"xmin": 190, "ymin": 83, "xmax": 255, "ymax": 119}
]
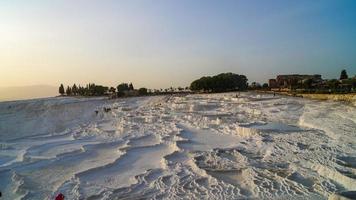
[
  {"xmin": 236, "ymin": 92, "xmax": 240, "ymax": 98},
  {"xmin": 55, "ymin": 193, "xmax": 65, "ymax": 200}
]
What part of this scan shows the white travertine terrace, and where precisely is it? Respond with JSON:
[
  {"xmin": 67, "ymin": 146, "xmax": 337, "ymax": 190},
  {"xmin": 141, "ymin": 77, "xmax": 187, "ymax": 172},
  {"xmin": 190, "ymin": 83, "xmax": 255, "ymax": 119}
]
[{"xmin": 0, "ymin": 93, "xmax": 355, "ymax": 199}]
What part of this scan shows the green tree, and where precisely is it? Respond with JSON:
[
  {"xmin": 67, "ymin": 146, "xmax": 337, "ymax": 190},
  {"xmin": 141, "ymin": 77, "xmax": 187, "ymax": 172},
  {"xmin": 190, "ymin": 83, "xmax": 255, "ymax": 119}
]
[
  {"xmin": 66, "ymin": 86, "xmax": 72, "ymax": 96},
  {"xmin": 117, "ymin": 83, "xmax": 130, "ymax": 97},
  {"xmin": 129, "ymin": 83, "xmax": 134, "ymax": 90},
  {"xmin": 190, "ymin": 73, "xmax": 248, "ymax": 92},
  {"xmin": 138, "ymin": 88, "xmax": 148, "ymax": 95},
  {"xmin": 327, "ymin": 79, "xmax": 339, "ymax": 89},
  {"xmin": 93, "ymin": 85, "xmax": 108, "ymax": 96},
  {"xmin": 117, "ymin": 83, "xmax": 129, "ymax": 92},
  {"xmin": 262, "ymin": 83, "xmax": 269, "ymax": 88},
  {"xmin": 109, "ymin": 87, "xmax": 116, "ymax": 94},
  {"xmin": 250, "ymin": 82, "xmax": 261, "ymax": 89},
  {"xmin": 302, "ymin": 78, "xmax": 313, "ymax": 89},
  {"xmin": 340, "ymin": 69, "xmax": 348, "ymax": 80},
  {"xmin": 78, "ymin": 85, "xmax": 85, "ymax": 95},
  {"xmin": 72, "ymin": 84, "xmax": 78, "ymax": 95},
  {"xmin": 59, "ymin": 84, "xmax": 65, "ymax": 95}
]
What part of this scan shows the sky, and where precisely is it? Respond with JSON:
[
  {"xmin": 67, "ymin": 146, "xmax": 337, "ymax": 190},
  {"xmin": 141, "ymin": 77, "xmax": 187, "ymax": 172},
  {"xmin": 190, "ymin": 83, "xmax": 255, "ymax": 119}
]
[{"xmin": 1, "ymin": 0, "xmax": 356, "ymax": 93}]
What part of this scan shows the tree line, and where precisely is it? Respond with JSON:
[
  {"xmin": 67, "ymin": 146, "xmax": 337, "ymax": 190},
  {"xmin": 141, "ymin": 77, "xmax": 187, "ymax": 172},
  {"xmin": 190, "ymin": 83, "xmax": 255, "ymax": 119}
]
[
  {"xmin": 59, "ymin": 83, "xmax": 111, "ymax": 96},
  {"xmin": 58, "ymin": 70, "xmax": 354, "ymax": 97},
  {"xmin": 59, "ymin": 84, "xmax": 194, "ymax": 97},
  {"xmin": 58, "ymin": 82, "xmax": 168, "ymax": 97},
  {"xmin": 59, "ymin": 73, "xmax": 250, "ymax": 97}
]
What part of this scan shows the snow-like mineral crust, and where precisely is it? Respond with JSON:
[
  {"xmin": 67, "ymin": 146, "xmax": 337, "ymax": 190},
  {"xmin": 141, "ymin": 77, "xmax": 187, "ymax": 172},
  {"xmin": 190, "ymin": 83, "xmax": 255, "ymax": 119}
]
[{"xmin": 0, "ymin": 93, "xmax": 355, "ymax": 199}]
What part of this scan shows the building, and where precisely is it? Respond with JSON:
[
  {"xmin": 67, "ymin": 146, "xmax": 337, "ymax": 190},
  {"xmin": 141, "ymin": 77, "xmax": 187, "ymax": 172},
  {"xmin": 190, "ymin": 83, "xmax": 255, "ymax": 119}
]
[
  {"xmin": 269, "ymin": 74, "xmax": 322, "ymax": 89},
  {"xmin": 268, "ymin": 79, "xmax": 278, "ymax": 88}
]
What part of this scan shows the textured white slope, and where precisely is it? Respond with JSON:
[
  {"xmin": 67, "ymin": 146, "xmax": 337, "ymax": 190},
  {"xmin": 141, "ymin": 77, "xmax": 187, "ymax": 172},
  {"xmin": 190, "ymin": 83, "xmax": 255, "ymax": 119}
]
[{"xmin": 0, "ymin": 93, "xmax": 355, "ymax": 200}]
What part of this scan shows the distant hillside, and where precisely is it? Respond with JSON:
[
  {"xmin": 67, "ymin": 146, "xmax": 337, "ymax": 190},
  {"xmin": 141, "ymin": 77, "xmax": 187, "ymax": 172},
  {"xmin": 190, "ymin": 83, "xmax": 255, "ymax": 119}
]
[{"xmin": 0, "ymin": 85, "xmax": 58, "ymax": 102}]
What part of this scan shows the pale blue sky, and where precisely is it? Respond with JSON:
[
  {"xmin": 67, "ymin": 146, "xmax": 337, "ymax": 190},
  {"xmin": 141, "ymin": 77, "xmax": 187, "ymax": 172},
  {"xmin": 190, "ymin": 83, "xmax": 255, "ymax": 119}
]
[{"xmin": 1, "ymin": 0, "xmax": 355, "ymax": 89}]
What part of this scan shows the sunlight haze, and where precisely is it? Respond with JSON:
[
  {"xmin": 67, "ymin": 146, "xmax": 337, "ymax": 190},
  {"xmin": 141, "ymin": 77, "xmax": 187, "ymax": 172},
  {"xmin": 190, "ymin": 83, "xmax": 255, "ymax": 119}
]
[{"xmin": 1, "ymin": 0, "xmax": 355, "ymax": 100}]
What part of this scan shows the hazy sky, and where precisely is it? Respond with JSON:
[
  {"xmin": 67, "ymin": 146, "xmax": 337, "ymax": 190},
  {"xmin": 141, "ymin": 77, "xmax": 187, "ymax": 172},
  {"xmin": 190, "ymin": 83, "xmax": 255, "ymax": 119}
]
[{"xmin": 1, "ymin": 0, "xmax": 356, "ymax": 89}]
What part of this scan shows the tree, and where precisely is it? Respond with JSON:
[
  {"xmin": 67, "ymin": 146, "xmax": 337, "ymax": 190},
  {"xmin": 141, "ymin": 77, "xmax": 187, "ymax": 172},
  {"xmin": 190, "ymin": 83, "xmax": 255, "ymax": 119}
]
[
  {"xmin": 250, "ymin": 82, "xmax": 261, "ymax": 89},
  {"xmin": 109, "ymin": 87, "xmax": 116, "ymax": 94},
  {"xmin": 129, "ymin": 83, "xmax": 134, "ymax": 90},
  {"xmin": 117, "ymin": 83, "xmax": 129, "ymax": 92},
  {"xmin": 327, "ymin": 79, "xmax": 339, "ymax": 89},
  {"xmin": 117, "ymin": 83, "xmax": 130, "ymax": 97},
  {"xmin": 66, "ymin": 86, "xmax": 72, "ymax": 96},
  {"xmin": 340, "ymin": 69, "xmax": 348, "ymax": 80},
  {"xmin": 72, "ymin": 84, "xmax": 78, "ymax": 95},
  {"xmin": 190, "ymin": 73, "xmax": 248, "ymax": 92},
  {"xmin": 262, "ymin": 83, "xmax": 269, "ymax": 88},
  {"xmin": 59, "ymin": 84, "xmax": 65, "ymax": 95},
  {"xmin": 77, "ymin": 85, "xmax": 83, "ymax": 95},
  {"xmin": 138, "ymin": 88, "xmax": 148, "ymax": 95},
  {"xmin": 302, "ymin": 78, "xmax": 313, "ymax": 89},
  {"xmin": 93, "ymin": 85, "xmax": 108, "ymax": 96}
]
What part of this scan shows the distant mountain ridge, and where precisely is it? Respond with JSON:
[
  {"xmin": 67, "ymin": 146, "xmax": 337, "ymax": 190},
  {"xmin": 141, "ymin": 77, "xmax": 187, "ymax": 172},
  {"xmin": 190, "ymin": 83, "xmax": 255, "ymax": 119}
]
[{"xmin": 0, "ymin": 85, "xmax": 58, "ymax": 102}]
